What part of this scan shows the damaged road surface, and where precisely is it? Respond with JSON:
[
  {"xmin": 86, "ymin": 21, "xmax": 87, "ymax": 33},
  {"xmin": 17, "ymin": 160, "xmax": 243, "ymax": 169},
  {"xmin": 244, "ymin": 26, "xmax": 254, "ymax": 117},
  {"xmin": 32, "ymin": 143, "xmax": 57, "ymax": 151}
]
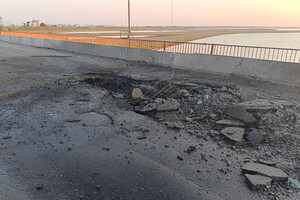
[{"xmin": 0, "ymin": 41, "xmax": 300, "ymax": 200}]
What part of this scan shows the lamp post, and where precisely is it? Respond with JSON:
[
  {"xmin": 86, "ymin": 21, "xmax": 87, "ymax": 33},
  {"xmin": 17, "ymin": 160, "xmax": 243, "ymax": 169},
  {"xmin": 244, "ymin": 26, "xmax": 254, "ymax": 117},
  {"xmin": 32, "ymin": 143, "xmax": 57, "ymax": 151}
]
[
  {"xmin": 171, "ymin": 0, "xmax": 173, "ymax": 29},
  {"xmin": 128, "ymin": 0, "xmax": 131, "ymax": 39}
]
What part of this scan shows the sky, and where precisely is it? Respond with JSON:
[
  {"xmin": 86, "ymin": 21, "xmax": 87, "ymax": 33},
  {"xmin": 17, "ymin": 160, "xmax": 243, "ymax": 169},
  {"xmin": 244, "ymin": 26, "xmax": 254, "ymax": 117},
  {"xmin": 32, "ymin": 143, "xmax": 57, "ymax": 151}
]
[{"xmin": 1, "ymin": 0, "xmax": 300, "ymax": 27}]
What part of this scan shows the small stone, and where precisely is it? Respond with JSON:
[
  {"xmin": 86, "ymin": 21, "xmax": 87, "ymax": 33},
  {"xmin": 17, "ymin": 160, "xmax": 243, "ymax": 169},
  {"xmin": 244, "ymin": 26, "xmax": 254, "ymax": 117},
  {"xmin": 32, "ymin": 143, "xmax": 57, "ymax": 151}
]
[
  {"xmin": 245, "ymin": 130, "xmax": 263, "ymax": 145},
  {"xmin": 177, "ymin": 155, "xmax": 183, "ymax": 161},
  {"xmin": 242, "ymin": 162, "xmax": 288, "ymax": 181},
  {"xmin": 221, "ymin": 86, "xmax": 228, "ymax": 92},
  {"xmin": 3, "ymin": 135, "xmax": 12, "ymax": 140},
  {"xmin": 36, "ymin": 184, "xmax": 44, "ymax": 190},
  {"xmin": 186, "ymin": 146, "xmax": 197, "ymax": 154},
  {"xmin": 165, "ymin": 144, "xmax": 170, "ymax": 147},
  {"xmin": 197, "ymin": 100, "xmax": 203, "ymax": 105},
  {"xmin": 245, "ymin": 174, "xmax": 273, "ymax": 190},
  {"xmin": 166, "ymin": 122, "xmax": 182, "ymax": 129},
  {"xmin": 132, "ymin": 88, "xmax": 144, "ymax": 100},
  {"xmin": 113, "ymin": 93, "xmax": 125, "ymax": 99},
  {"xmin": 221, "ymin": 127, "xmax": 245, "ymax": 143},
  {"xmin": 137, "ymin": 136, "xmax": 147, "ymax": 140},
  {"xmin": 67, "ymin": 147, "xmax": 72, "ymax": 150},
  {"xmin": 82, "ymin": 123, "xmax": 88, "ymax": 127},
  {"xmin": 185, "ymin": 117, "xmax": 193, "ymax": 122},
  {"xmin": 96, "ymin": 185, "xmax": 102, "ymax": 190},
  {"xmin": 103, "ymin": 147, "xmax": 110, "ymax": 151}
]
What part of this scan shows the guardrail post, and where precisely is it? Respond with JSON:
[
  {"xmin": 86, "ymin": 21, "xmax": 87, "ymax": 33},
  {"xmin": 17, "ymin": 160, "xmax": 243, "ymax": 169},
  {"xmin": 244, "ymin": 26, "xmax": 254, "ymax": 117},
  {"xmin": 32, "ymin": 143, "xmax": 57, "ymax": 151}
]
[
  {"xmin": 163, "ymin": 42, "xmax": 166, "ymax": 52},
  {"xmin": 210, "ymin": 44, "xmax": 215, "ymax": 55}
]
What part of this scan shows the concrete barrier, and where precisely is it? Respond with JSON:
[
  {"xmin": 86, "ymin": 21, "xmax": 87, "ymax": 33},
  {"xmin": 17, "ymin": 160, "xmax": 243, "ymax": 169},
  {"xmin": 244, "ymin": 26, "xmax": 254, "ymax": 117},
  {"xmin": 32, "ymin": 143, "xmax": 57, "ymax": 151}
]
[{"xmin": 1, "ymin": 35, "xmax": 299, "ymax": 85}]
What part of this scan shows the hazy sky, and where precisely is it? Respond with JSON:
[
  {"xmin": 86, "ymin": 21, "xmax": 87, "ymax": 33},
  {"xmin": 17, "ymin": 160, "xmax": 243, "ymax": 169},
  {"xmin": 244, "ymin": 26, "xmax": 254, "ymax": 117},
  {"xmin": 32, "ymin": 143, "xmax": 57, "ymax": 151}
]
[{"xmin": 1, "ymin": 0, "xmax": 300, "ymax": 26}]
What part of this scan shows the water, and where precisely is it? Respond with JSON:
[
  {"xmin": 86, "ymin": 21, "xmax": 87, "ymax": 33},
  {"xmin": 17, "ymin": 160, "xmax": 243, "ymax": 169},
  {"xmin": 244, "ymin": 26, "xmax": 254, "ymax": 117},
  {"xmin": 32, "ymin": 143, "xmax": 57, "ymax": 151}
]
[{"xmin": 193, "ymin": 33, "xmax": 300, "ymax": 49}]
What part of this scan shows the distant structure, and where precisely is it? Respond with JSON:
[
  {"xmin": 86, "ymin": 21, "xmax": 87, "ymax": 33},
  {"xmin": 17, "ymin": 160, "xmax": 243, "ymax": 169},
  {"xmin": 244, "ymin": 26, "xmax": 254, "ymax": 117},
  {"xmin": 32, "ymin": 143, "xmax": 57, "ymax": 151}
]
[
  {"xmin": 24, "ymin": 20, "xmax": 42, "ymax": 27},
  {"xmin": 0, "ymin": 17, "xmax": 2, "ymax": 25}
]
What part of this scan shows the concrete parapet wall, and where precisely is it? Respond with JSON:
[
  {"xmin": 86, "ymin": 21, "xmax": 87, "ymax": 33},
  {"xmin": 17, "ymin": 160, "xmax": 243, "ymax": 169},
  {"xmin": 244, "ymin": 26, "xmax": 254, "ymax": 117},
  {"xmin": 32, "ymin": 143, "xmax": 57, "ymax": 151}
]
[{"xmin": 1, "ymin": 35, "xmax": 299, "ymax": 85}]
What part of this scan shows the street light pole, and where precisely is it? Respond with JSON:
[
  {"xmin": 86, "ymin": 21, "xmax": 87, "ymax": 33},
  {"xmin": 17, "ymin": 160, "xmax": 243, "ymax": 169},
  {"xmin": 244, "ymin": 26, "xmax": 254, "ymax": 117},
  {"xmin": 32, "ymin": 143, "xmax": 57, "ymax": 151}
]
[
  {"xmin": 128, "ymin": 0, "xmax": 131, "ymax": 39},
  {"xmin": 171, "ymin": 0, "xmax": 173, "ymax": 29}
]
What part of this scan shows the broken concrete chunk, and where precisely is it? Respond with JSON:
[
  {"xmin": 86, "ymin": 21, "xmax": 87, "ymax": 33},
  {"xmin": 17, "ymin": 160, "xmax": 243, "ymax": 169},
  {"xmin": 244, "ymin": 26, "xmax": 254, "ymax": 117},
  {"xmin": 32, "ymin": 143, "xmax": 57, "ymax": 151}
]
[
  {"xmin": 166, "ymin": 122, "xmax": 182, "ymax": 129},
  {"xmin": 221, "ymin": 127, "xmax": 245, "ymax": 143},
  {"xmin": 131, "ymin": 88, "xmax": 144, "ymax": 100},
  {"xmin": 245, "ymin": 130, "xmax": 263, "ymax": 145},
  {"xmin": 257, "ymin": 159, "xmax": 276, "ymax": 167},
  {"xmin": 157, "ymin": 99, "xmax": 179, "ymax": 112},
  {"xmin": 245, "ymin": 174, "xmax": 272, "ymax": 190},
  {"xmin": 224, "ymin": 105, "xmax": 257, "ymax": 124},
  {"xmin": 216, "ymin": 119, "xmax": 244, "ymax": 127},
  {"xmin": 242, "ymin": 162, "xmax": 288, "ymax": 181},
  {"xmin": 113, "ymin": 93, "xmax": 125, "ymax": 99},
  {"xmin": 140, "ymin": 103, "xmax": 157, "ymax": 113}
]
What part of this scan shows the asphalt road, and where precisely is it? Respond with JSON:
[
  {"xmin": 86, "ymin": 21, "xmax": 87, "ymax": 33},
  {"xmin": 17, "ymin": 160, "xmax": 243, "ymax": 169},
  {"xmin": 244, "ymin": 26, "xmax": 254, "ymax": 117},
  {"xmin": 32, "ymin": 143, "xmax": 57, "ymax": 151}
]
[{"xmin": 0, "ymin": 41, "xmax": 299, "ymax": 200}]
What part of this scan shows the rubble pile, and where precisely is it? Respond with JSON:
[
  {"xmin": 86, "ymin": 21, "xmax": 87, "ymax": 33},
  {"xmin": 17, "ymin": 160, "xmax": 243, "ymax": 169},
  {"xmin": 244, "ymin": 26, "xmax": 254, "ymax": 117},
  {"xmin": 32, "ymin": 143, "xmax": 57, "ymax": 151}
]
[{"xmin": 83, "ymin": 73, "xmax": 300, "ymax": 196}]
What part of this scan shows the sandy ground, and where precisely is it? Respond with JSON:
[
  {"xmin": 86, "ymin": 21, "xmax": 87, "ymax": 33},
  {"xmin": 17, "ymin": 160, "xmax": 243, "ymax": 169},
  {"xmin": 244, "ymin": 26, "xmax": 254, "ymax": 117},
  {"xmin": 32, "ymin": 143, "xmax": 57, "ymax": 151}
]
[
  {"xmin": 9, "ymin": 26, "xmax": 300, "ymax": 42},
  {"xmin": 0, "ymin": 41, "xmax": 299, "ymax": 200}
]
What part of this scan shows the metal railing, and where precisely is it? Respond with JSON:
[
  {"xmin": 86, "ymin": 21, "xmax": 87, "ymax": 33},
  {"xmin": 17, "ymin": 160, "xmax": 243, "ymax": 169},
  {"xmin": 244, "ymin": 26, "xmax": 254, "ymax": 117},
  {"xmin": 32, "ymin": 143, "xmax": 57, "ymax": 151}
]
[{"xmin": 1, "ymin": 31, "xmax": 300, "ymax": 63}]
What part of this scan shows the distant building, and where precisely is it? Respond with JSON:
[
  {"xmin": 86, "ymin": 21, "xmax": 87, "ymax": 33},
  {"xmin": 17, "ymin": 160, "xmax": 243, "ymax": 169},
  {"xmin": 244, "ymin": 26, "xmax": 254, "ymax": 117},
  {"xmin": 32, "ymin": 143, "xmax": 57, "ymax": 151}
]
[{"xmin": 24, "ymin": 20, "xmax": 42, "ymax": 27}]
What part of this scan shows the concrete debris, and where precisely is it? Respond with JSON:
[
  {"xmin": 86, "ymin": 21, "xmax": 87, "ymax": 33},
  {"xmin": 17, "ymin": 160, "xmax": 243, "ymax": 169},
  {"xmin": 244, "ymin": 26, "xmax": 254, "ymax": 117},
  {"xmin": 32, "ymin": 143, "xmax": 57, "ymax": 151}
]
[
  {"xmin": 244, "ymin": 174, "xmax": 272, "ymax": 190},
  {"xmin": 179, "ymin": 90, "xmax": 191, "ymax": 97},
  {"xmin": 216, "ymin": 119, "xmax": 245, "ymax": 127},
  {"xmin": 186, "ymin": 146, "xmax": 197, "ymax": 154},
  {"xmin": 287, "ymin": 177, "xmax": 300, "ymax": 189},
  {"xmin": 140, "ymin": 103, "xmax": 157, "ymax": 113},
  {"xmin": 113, "ymin": 93, "xmax": 125, "ymax": 99},
  {"xmin": 224, "ymin": 105, "xmax": 257, "ymax": 124},
  {"xmin": 245, "ymin": 129, "xmax": 263, "ymax": 145},
  {"xmin": 36, "ymin": 184, "xmax": 45, "ymax": 191},
  {"xmin": 238, "ymin": 99, "xmax": 296, "ymax": 112},
  {"xmin": 257, "ymin": 159, "xmax": 276, "ymax": 167},
  {"xmin": 242, "ymin": 162, "xmax": 288, "ymax": 181},
  {"xmin": 137, "ymin": 135, "xmax": 147, "ymax": 140},
  {"xmin": 157, "ymin": 99, "xmax": 179, "ymax": 112},
  {"xmin": 197, "ymin": 100, "xmax": 203, "ymax": 105},
  {"xmin": 177, "ymin": 155, "xmax": 183, "ymax": 161},
  {"xmin": 220, "ymin": 86, "xmax": 228, "ymax": 92},
  {"xmin": 221, "ymin": 127, "xmax": 245, "ymax": 143},
  {"xmin": 3, "ymin": 135, "xmax": 12, "ymax": 140},
  {"xmin": 166, "ymin": 122, "xmax": 183, "ymax": 129},
  {"xmin": 185, "ymin": 117, "xmax": 193, "ymax": 122},
  {"xmin": 131, "ymin": 88, "xmax": 144, "ymax": 100}
]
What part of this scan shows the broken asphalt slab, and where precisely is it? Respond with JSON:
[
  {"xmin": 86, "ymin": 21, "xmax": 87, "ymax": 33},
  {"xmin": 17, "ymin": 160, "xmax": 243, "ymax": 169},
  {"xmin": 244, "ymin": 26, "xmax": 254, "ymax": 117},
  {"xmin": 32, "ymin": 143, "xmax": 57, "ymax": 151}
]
[
  {"xmin": 244, "ymin": 174, "xmax": 273, "ymax": 190},
  {"xmin": 242, "ymin": 162, "xmax": 288, "ymax": 181},
  {"xmin": 224, "ymin": 105, "xmax": 257, "ymax": 124},
  {"xmin": 221, "ymin": 127, "xmax": 245, "ymax": 143}
]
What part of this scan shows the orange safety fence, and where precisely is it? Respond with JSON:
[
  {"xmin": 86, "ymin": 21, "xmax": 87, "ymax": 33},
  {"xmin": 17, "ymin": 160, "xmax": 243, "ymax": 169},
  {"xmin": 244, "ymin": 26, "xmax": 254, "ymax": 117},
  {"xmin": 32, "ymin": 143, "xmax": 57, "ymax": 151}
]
[{"xmin": 0, "ymin": 31, "xmax": 170, "ymax": 50}]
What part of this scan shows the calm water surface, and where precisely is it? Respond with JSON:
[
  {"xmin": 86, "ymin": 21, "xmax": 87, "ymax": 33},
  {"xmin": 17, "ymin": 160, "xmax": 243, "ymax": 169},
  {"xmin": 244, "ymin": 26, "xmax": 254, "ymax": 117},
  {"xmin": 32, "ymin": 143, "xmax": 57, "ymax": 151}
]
[{"xmin": 193, "ymin": 33, "xmax": 300, "ymax": 49}]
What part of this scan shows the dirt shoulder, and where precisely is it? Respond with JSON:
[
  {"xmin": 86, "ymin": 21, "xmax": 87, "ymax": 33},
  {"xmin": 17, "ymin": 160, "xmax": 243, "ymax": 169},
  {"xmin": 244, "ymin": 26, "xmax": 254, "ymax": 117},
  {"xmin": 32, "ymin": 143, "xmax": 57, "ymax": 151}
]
[{"xmin": 0, "ymin": 41, "xmax": 299, "ymax": 200}]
